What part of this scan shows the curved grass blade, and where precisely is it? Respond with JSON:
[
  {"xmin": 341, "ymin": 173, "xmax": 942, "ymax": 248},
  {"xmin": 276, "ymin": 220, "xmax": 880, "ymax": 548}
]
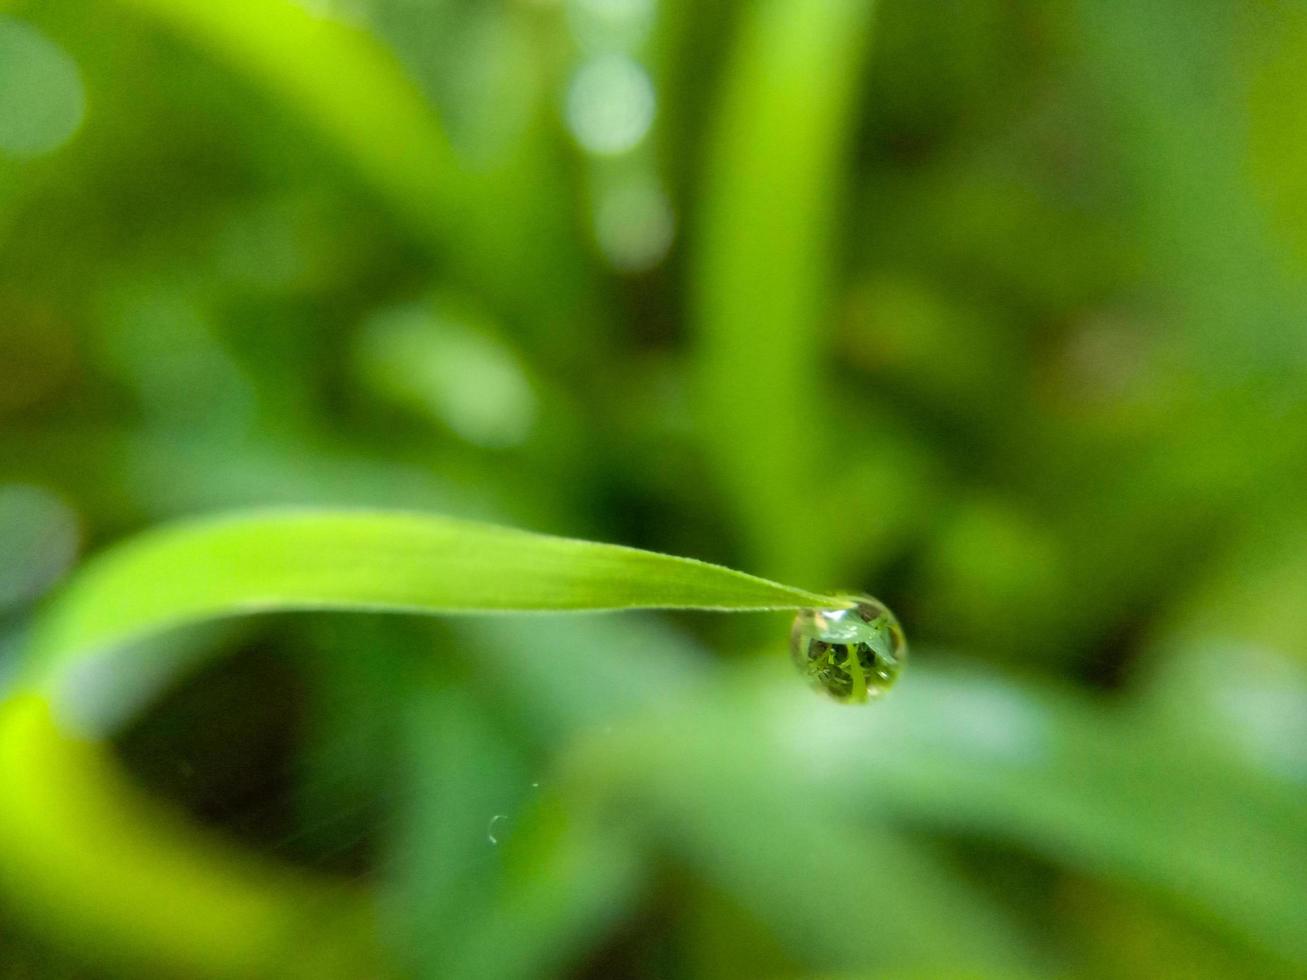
[
  {"xmin": 0, "ymin": 509, "xmax": 838, "ymax": 976},
  {"xmin": 0, "ymin": 694, "xmax": 383, "ymax": 979},
  {"xmin": 20, "ymin": 508, "xmax": 840, "ymax": 693}
]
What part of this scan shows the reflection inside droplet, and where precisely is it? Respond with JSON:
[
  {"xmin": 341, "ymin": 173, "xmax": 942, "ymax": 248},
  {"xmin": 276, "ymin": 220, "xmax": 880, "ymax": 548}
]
[
  {"xmin": 487, "ymin": 813, "xmax": 509, "ymax": 845},
  {"xmin": 790, "ymin": 596, "xmax": 907, "ymax": 704}
]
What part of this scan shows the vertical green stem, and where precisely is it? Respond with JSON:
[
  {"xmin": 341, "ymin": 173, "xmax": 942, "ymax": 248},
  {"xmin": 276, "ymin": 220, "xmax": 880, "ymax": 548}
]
[
  {"xmin": 844, "ymin": 646, "xmax": 869, "ymax": 703},
  {"xmin": 693, "ymin": 0, "xmax": 876, "ymax": 584}
]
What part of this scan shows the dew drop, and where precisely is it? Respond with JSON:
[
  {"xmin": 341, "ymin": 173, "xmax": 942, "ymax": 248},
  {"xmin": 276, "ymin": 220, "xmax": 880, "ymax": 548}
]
[
  {"xmin": 487, "ymin": 814, "xmax": 508, "ymax": 845},
  {"xmin": 789, "ymin": 596, "xmax": 906, "ymax": 704}
]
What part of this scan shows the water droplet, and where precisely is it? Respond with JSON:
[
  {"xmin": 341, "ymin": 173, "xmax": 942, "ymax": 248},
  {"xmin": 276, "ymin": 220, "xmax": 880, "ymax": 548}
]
[
  {"xmin": 487, "ymin": 814, "xmax": 509, "ymax": 845},
  {"xmin": 790, "ymin": 596, "xmax": 906, "ymax": 704}
]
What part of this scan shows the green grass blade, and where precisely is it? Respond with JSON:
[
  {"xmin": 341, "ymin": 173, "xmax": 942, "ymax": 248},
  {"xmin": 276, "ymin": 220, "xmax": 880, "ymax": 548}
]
[
  {"xmin": 109, "ymin": 0, "xmax": 598, "ymax": 337},
  {"xmin": 693, "ymin": 0, "xmax": 876, "ymax": 582},
  {"xmin": 115, "ymin": 0, "xmax": 464, "ymax": 231},
  {"xmin": 0, "ymin": 694, "xmax": 384, "ymax": 979},
  {"xmin": 20, "ymin": 508, "xmax": 839, "ymax": 692}
]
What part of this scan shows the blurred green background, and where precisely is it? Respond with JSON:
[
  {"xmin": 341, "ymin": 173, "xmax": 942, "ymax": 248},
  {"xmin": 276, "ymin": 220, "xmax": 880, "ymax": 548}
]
[{"xmin": 2, "ymin": 0, "xmax": 1306, "ymax": 976}]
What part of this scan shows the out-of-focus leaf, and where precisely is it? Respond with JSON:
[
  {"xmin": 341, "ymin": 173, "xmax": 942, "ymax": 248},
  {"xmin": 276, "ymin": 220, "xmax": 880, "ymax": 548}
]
[
  {"xmin": 1137, "ymin": 514, "xmax": 1307, "ymax": 782},
  {"xmin": 112, "ymin": 0, "xmax": 462, "ymax": 233},
  {"xmin": 383, "ymin": 673, "xmax": 530, "ymax": 976},
  {"xmin": 1073, "ymin": 0, "xmax": 1307, "ymax": 374},
  {"xmin": 782, "ymin": 664, "xmax": 1307, "ymax": 968},
  {"xmin": 454, "ymin": 612, "xmax": 710, "ymax": 745},
  {"xmin": 562, "ymin": 677, "xmax": 1045, "ymax": 976},
  {"xmin": 0, "ymin": 427, "xmax": 507, "ymax": 527},
  {"xmin": 445, "ymin": 790, "xmax": 645, "ymax": 980},
  {"xmin": 0, "ymin": 694, "xmax": 381, "ymax": 979},
  {"xmin": 108, "ymin": 0, "xmax": 600, "ymax": 347},
  {"xmin": 693, "ymin": 0, "xmax": 875, "ymax": 583}
]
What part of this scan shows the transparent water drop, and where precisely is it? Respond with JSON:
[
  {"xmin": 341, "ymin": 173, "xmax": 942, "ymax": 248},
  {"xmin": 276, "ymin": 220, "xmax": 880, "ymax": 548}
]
[
  {"xmin": 790, "ymin": 596, "xmax": 906, "ymax": 704},
  {"xmin": 487, "ymin": 814, "xmax": 509, "ymax": 846}
]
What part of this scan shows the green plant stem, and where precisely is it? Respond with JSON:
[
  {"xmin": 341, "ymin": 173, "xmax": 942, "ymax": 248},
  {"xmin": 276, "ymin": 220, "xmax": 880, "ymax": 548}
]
[{"xmin": 693, "ymin": 0, "xmax": 876, "ymax": 583}]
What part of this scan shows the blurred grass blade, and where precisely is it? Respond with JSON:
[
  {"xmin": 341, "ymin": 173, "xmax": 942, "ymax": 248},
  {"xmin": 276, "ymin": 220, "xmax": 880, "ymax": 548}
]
[
  {"xmin": 116, "ymin": 0, "xmax": 464, "ymax": 229},
  {"xmin": 693, "ymin": 0, "xmax": 875, "ymax": 582},
  {"xmin": 21, "ymin": 508, "xmax": 838, "ymax": 693},
  {"xmin": 110, "ymin": 0, "xmax": 598, "ymax": 338},
  {"xmin": 385, "ymin": 677, "xmax": 528, "ymax": 976},
  {"xmin": 0, "ymin": 694, "xmax": 383, "ymax": 979},
  {"xmin": 807, "ymin": 666, "xmax": 1307, "ymax": 968},
  {"xmin": 565, "ymin": 688, "xmax": 1041, "ymax": 975}
]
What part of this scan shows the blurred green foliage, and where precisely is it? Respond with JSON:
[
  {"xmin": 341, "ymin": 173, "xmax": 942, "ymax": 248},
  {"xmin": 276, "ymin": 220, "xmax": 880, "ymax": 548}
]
[{"xmin": 2, "ymin": 0, "xmax": 1306, "ymax": 977}]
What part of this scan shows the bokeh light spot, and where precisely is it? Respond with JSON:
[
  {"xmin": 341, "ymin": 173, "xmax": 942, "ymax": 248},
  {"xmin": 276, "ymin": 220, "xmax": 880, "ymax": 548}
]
[
  {"xmin": 594, "ymin": 172, "xmax": 674, "ymax": 271},
  {"xmin": 357, "ymin": 302, "xmax": 538, "ymax": 449},
  {"xmin": 0, "ymin": 17, "xmax": 85, "ymax": 159},
  {"xmin": 565, "ymin": 54, "xmax": 654, "ymax": 156},
  {"xmin": 0, "ymin": 484, "xmax": 80, "ymax": 611}
]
